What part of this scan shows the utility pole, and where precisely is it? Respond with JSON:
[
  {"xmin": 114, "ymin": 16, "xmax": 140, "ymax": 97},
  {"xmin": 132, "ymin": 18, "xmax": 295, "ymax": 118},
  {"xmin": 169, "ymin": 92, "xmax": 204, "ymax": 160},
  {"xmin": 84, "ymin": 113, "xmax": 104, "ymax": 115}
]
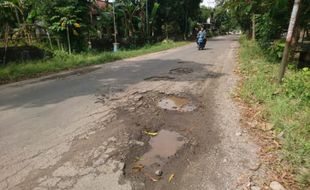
[
  {"xmin": 66, "ymin": 24, "xmax": 71, "ymax": 54},
  {"xmin": 112, "ymin": 0, "xmax": 118, "ymax": 52},
  {"xmin": 278, "ymin": 0, "xmax": 301, "ymax": 83}
]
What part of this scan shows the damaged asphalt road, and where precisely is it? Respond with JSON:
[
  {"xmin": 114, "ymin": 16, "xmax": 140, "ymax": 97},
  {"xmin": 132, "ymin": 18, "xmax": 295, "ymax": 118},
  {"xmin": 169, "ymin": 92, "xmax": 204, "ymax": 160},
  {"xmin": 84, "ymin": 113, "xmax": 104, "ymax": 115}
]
[{"xmin": 0, "ymin": 35, "xmax": 266, "ymax": 190}]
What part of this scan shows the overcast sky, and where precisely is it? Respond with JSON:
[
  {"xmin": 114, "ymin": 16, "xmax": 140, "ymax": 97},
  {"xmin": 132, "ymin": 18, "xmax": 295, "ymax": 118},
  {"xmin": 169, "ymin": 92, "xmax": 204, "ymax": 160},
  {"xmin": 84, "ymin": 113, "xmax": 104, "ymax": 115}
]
[{"xmin": 201, "ymin": 0, "xmax": 216, "ymax": 7}]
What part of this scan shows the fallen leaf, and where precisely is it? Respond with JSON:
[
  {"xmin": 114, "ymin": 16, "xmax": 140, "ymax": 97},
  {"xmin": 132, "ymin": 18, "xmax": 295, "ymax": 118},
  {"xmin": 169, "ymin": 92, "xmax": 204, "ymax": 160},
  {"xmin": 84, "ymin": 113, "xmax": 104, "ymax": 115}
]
[
  {"xmin": 132, "ymin": 164, "xmax": 144, "ymax": 172},
  {"xmin": 168, "ymin": 174, "xmax": 175, "ymax": 183},
  {"xmin": 144, "ymin": 131, "xmax": 158, "ymax": 137},
  {"xmin": 273, "ymin": 140, "xmax": 281, "ymax": 148},
  {"xmin": 144, "ymin": 172, "xmax": 159, "ymax": 182}
]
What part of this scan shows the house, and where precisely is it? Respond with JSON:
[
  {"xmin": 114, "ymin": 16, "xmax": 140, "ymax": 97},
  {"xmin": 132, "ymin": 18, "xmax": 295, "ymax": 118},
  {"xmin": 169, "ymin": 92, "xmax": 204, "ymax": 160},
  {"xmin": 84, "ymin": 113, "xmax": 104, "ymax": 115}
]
[{"xmin": 91, "ymin": 0, "xmax": 109, "ymax": 16}]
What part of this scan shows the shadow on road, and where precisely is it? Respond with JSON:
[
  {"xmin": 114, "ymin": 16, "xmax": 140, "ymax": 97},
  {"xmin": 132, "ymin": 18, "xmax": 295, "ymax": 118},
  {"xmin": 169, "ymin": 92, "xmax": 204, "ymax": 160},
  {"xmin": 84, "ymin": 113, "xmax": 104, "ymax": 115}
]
[
  {"xmin": 0, "ymin": 58, "xmax": 225, "ymax": 110},
  {"xmin": 208, "ymin": 36, "xmax": 239, "ymax": 42}
]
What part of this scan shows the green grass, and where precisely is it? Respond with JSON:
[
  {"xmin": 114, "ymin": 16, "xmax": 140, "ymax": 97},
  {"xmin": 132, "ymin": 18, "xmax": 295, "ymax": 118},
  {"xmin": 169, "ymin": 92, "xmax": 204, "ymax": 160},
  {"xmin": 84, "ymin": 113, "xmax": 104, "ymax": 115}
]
[
  {"xmin": 0, "ymin": 41, "xmax": 189, "ymax": 83},
  {"xmin": 239, "ymin": 37, "xmax": 310, "ymax": 187}
]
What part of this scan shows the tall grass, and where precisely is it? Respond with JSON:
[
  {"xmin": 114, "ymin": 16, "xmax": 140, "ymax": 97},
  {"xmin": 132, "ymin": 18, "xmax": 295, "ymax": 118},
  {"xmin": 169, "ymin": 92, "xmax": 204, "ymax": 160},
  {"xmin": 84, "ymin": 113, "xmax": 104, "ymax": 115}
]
[
  {"xmin": 0, "ymin": 41, "xmax": 189, "ymax": 83},
  {"xmin": 239, "ymin": 37, "xmax": 310, "ymax": 187}
]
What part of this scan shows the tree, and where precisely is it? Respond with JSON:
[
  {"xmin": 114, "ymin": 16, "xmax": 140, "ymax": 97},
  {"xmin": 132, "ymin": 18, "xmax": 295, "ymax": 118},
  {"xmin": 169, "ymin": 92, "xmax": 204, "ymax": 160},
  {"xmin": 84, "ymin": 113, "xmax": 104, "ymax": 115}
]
[
  {"xmin": 148, "ymin": 2, "xmax": 159, "ymax": 37},
  {"xmin": 34, "ymin": 0, "xmax": 92, "ymax": 52},
  {"xmin": 150, "ymin": 0, "xmax": 201, "ymax": 39},
  {"xmin": 0, "ymin": 0, "xmax": 19, "ymax": 64},
  {"xmin": 278, "ymin": 0, "xmax": 302, "ymax": 83},
  {"xmin": 117, "ymin": 0, "xmax": 140, "ymax": 38}
]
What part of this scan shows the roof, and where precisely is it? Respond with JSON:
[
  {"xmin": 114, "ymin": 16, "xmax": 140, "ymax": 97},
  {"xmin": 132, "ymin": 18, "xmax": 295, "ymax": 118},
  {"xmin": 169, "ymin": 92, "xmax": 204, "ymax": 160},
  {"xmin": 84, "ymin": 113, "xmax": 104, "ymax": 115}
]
[
  {"xmin": 91, "ymin": 0, "xmax": 109, "ymax": 15},
  {"xmin": 95, "ymin": 0, "xmax": 108, "ymax": 10}
]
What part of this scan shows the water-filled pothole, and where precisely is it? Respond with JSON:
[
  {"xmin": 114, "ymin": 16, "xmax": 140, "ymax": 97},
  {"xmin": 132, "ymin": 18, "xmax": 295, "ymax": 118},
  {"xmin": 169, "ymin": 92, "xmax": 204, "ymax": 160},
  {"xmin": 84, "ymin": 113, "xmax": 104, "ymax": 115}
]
[
  {"xmin": 137, "ymin": 130, "xmax": 185, "ymax": 171},
  {"xmin": 158, "ymin": 96, "xmax": 196, "ymax": 112},
  {"xmin": 169, "ymin": 67, "xmax": 193, "ymax": 75}
]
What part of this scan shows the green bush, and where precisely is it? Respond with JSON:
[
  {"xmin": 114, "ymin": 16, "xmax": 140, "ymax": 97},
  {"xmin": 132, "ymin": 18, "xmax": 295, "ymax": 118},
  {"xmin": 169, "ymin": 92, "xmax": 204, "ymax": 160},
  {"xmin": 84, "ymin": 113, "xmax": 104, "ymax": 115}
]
[
  {"xmin": 269, "ymin": 39, "xmax": 286, "ymax": 60},
  {"xmin": 283, "ymin": 68, "xmax": 310, "ymax": 103}
]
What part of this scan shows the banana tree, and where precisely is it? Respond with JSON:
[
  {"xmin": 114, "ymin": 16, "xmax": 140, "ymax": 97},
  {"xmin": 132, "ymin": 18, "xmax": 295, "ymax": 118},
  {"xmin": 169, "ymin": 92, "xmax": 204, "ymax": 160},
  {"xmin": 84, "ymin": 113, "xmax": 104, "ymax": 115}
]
[
  {"xmin": 2, "ymin": 0, "xmax": 34, "ymax": 45},
  {"xmin": 11, "ymin": 0, "xmax": 31, "ymax": 44},
  {"xmin": 50, "ymin": 15, "xmax": 80, "ymax": 54},
  {"xmin": 94, "ymin": 7, "xmax": 114, "ymax": 38},
  {"xmin": 117, "ymin": 0, "xmax": 140, "ymax": 38},
  {"xmin": 0, "ymin": 0, "xmax": 19, "ymax": 64},
  {"xmin": 49, "ymin": 5, "xmax": 82, "ymax": 54},
  {"xmin": 148, "ymin": 2, "xmax": 159, "ymax": 37}
]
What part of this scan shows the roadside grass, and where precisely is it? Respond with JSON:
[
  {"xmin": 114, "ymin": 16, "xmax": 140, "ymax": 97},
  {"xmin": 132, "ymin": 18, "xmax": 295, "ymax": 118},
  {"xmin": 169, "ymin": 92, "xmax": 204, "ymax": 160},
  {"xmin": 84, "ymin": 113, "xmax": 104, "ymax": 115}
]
[
  {"xmin": 238, "ymin": 38, "xmax": 310, "ymax": 187},
  {"xmin": 0, "ymin": 41, "xmax": 189, "ymax": 84}
]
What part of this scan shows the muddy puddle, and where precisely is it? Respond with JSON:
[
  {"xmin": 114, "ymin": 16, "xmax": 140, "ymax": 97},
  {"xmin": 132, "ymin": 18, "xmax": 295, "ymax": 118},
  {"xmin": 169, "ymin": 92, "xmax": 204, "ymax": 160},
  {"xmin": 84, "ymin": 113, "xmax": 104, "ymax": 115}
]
[
  {"xmin": 137, "ymin": 130, "xmax": 185, "ymax": 172},
  {"xmin": 158, "ymin": 96, "xmax": 196, "ymax": 112}
]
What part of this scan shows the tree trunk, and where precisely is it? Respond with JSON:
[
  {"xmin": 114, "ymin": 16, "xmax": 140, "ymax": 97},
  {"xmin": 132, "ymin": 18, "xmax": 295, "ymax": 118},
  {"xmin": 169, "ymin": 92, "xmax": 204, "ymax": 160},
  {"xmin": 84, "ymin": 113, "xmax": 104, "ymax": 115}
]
[
  {"xmin": 66, "ymin": 25, "xmax": 72, "ymax": 54},
  {"xmin": 290, "ymin": 25, "xmax": 301, "ymax": 61},
  {"xmin": 47, "ymin": 31, "xmax": 53, "ymax": 50},
  {"xmin": 300, "ymin": 29, "xmax": 305, "ymax": 44},
  {"xmin": 145, "ymin": 0, "xmax": 149, "ymax": 38},
  {"xmin": 113, "ymin": 2, "xmax": 117, "ymax": 44},
  {"xmin": 165, "ymin": 23, "xmax": 169, "ymax": 40},
  {"xmin": 184, "ymin": 11, "xmax": 188, "ymax": 40},
  {"xmin": 22, "ymin": 19, "xmax": 32, "ymax": 45},
  {"xmin": 278, "ymin": 0, "xmax": 301, "ymax": 83},
  {"xmin": 56, "ymin": 38, "xmax": 61, "ymax": 50},
  {"xmin": 252, "ymin": 14, "xmax": 256, "ymax": 41},
  {"xmin": 3, "ymin": 24, "xmax": 9, "ymax": 65}
]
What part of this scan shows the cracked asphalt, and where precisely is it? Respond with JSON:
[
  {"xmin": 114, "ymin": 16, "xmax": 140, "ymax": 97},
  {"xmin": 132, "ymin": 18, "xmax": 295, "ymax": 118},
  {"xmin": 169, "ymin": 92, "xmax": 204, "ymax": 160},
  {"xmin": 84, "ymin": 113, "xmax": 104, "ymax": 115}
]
[{"xmin": 0, "ymin": 35, "xmax": 266, "ymax": 190}]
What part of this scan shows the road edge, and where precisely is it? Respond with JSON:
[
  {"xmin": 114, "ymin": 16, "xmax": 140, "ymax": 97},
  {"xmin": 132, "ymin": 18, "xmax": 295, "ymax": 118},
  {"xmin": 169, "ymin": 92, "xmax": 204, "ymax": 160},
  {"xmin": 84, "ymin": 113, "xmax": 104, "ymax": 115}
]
[{"xmin": 0, "ymin": 43, "xmax": 193, "ymax": 89}]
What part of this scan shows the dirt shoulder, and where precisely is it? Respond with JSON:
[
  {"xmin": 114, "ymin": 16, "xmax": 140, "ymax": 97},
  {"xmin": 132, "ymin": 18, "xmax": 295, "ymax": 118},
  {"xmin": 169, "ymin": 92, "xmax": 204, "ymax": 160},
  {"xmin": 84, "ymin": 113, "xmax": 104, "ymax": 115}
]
[{"xmin": 234, "ymin": 39, "xmax": 309, "ymax": 190}]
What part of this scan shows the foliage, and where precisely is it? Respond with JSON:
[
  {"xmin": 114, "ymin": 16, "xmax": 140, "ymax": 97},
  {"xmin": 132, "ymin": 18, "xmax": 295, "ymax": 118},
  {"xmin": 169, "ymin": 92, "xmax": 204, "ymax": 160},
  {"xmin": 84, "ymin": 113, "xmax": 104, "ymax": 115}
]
[
  {"xmin": 224, "ymin": 0, "xmax": 289, "ymax": 33},
  {"xmin": 224, "ymin": 0, "xmax": 310, "ymax": 59},
  {"xmin": 35, "ymin": 0, "xmax": 91, "ymax": 51},
  {"xmin": 0, "ymin": 0, "xmax": 202, "ymax": 54},
  {"xmin": 116, "ymin": 0, "xmax": 141, "ymax": 38},
  {"xmin": 213, "ymin": 6, "xmax": 237, "ymax": 34},
  {"xmin": 283, "ymin": 67, "xmax": 310, "ymax": 103},
  {"xmin": 149, "ymin": 2, "xmax": 160, "ymax": 37},
  {"xmin": 268, "ymin": 39, "xmax": 285, "ymax": 60},
  {"xmin": 199, "ymin": 6, "xmax": 213, "ymax": 22},
  {"xmin": 150, "ymin": 0, "xmax": 202, "ymax": 39}
]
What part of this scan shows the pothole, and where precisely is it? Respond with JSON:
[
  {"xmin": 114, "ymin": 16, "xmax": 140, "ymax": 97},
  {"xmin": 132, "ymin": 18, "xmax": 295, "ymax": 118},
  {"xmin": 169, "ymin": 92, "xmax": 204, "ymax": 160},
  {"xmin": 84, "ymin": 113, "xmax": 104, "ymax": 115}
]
[
  {"xmin": 158, "ymin": 96, "xmax": 196, "ymax": 112},
  {"xmin": 169, "ymin": 67, "xmax": 193, "ymax": 75},
  {"xmin": 177, "ymin": 61, "xmax": 193, "ymax": 64},
  {"xmin": 137, "ymin": 130, "xmax": 185, "ymax": 172},
  {"xmin": 144, "ymin": 76, "xmax": 175, "ymax": 81}
]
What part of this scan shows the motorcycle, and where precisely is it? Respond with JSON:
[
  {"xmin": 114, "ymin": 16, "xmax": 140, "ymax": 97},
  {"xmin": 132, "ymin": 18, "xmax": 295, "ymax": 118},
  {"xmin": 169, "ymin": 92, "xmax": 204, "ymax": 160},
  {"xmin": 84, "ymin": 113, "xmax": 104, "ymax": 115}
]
[{"xmin": 197, "ymin": 36, "xmax": 206, "ymax": 50}]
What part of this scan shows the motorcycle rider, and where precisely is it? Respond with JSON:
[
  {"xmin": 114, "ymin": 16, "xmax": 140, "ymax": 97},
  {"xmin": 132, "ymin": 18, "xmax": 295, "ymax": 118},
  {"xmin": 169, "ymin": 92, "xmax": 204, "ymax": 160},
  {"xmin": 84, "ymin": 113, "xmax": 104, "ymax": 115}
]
[{"xmin": 197, "ymin": 27, "xmax": 207, "ymax": 49}]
